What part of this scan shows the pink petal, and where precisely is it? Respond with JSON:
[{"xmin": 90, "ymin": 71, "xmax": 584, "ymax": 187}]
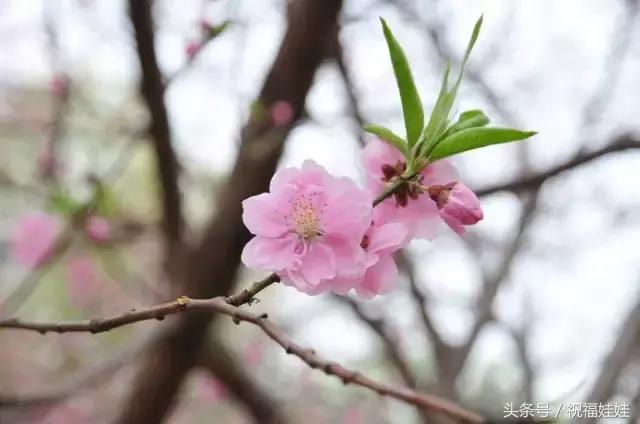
[
  {"xmin": 361, "ymin": 139, "xmax": 404, "ymax": 178},
  {"xmin": 421, "ymin": 159, "xmax": 460, "ymax": 186},
  {"xmin": 299, "ymin": 241, "xmax": 336, "ymax": 286},
  {"xmin": 241, "ymin": 234, "xmax": 298, "ymax": 271},
  {"xmin": 242, "ymin": 193, "xmax": 289, "ymax": 237},
  {"xmin": 366, "ymin": 222, "xmax": 409, "ymax": 254},
  {"xmin": 356, "ymin": 254, "xmax": 399, "ymax": 299},
  {"xmin": 321, "ymin": 177, "xmax": 371, "ymax": 241}
]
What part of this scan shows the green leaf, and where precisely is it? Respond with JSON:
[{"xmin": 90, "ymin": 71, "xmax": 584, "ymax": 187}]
[
  {"xmin": 429, "ymin": 127, "xmax": 537, "ymax": 160},
  {"xmin": 364, "ymin": 124, "xmax": 409, "ymax": 157},
  {"xmin": 206, "ymin": 20, "xmax": 231, "ymax": 39},
  {"xmin": 48, "ymin": 191, "xmax": 82, "ymax": 216},
  {"xmin": 419, "ymin": 16, "xmax": 484, "ymax": 158},
  {"xmin": 443, "ymin": 109, "xmax": 489, "ymax": 138},
  {"xmin": 380, "ymin": 18, "xmax": 424, "ymax": 147}
]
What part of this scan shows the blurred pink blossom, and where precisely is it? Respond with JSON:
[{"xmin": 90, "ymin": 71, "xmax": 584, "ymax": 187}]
[
  {"xmin": 429, "ymin": 182, "xmax": 483, "ymax": 235},
  {"xmin": 185, "ymin": 41, "xmax": 200, "ymax": 59},
  {"xmin": 85, "ymin": 215, "xmax": 111, "ymax": 243},
  {"xmin": 196, "ymin": 373, "xmax": 228, "ymax": 403},
  {"xmin": 10, "ymin": 212, "xmax": 61, "ymax": 268},
  {"xmin": 270, "ymin": 100, "xmax": 294, "ymax": 127},
  {"xmin": 49, "ymin": 75, "xmax": 68, "ymax": 96},
  {"xmin": 65, "ymin": 255, "xmax": 102, "ymax": 309},
  {"xmin": 243, "ymin": 341, "xmax": 264, "ymax": 366},
  {"xmin": 342, "ymin": 405, "xmax": 364, "ymax": 424},
  {"xmin": 241, "ymin": 160, "xmax": 371, "ymax": 295}
]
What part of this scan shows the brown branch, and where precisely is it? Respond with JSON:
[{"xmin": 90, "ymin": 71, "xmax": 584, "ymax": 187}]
[
  {"xmin": 129, "ymin": 0, "xmax": 183, "ymax": 248},
  {"xmin": 451, "ymin": 192, "xmax": 539, "ymax": 378},
  {"xmin": 199, "ymin": 337, "xmax": 288, "ymax": 424},
  {"xmin": 116, "ymin": 2, "xmax": 345, "ymax": 422},
  {"xmin": 225, "ymin": 273, "xmax": 281, "ymax": 306},
  {"xmin": 396, "ymin": 251, "xmax": 461, "ymax": 396},
  {"xmin": 583, "ymin": 295, "xmax": 640, "ymax": 414},
  {"xmin": 0, "ymin": 296, "xmax": 484, "ymax": 423},
  {"xmin": 0, "ymin": 327, "xmax": 166, "ymax": 409},
  {"xmin": 333, "ymin": 35, "xmax": 366, "ymax": 147},
  {"xmin": 334, "ymin": 296, "xmax": 417, "ymax": 388},
  {"xmin": 475, "ymin": 135, "xmax": 640, "ymax": 197}
]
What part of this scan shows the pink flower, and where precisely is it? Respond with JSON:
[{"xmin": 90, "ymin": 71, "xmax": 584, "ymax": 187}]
[
  {"xmin": 362, "ymin": 139, "xmax": 462, "ymax": 239},
  {"xmin": 65, "ymin": 255, "xmax": 102, "ymax": 309},
  {"xmin": 85, "ymin": 216, "xmax": 110, "ymax": 243},
  {"xmin": 10, "ymin": 212, "xmax": 61, "ymax": 268},
  {"xmin": 270, "ymin": 100, "xmax": 294, "ymax": 127},
  {"xmin": 327, "ymin": 222, "xmax": 408, "ymax": 298},
  {"xmin": 241, "ymin": 160, "xmax": 372, "ymax": 295},
  {"xmin": 185, "ymin": 41, "xmax": 200, "ymax": 59},
  {"xmin": 428, "ymin": 182, "xmax": 483, "ymax": 235}
]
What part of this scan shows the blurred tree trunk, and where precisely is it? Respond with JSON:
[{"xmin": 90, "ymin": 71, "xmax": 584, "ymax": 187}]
[{"xmin": 116, "ymin": 1, "xmax": 343, "ymax": 423}]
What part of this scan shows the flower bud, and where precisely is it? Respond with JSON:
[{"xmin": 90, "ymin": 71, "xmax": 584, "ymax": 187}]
[{"xmin": 429, "ymin": 182, "xmax": 483, "ymax": 234}]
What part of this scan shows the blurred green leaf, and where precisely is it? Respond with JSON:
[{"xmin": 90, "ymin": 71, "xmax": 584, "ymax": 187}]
[
  {"xmin": 443, "ymin": 109, "xmax": 490, "ymax": 138},
  {"xmin": 380, "ymin": 18, "xmax": 424, "ymax": 147},
  {"xmin": 363, "ymin": 124, "xmax": 409, "ymax": 156},
  {"xmin": 206, "ymin": 20, "xmax": 231, "ymax": 39},
  {"xmin": 48, "ymin": 191, "xmax": 82, "ymax": 216},
  {"xmin": 429, "ymin": 127, "xmax": 537, "ymax": 160}
]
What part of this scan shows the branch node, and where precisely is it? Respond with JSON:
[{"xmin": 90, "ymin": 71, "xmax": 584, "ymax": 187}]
[{"xmin": 176, "ymin": 296, "xmax": 189, "ymax": 307}]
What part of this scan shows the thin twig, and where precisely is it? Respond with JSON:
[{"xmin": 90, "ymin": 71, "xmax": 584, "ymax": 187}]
[
  {"xmin": 334, "ymin": 295, "xmax": 417, "ymax": 388},
  {"xmin": 475, "ymin": 135, "xmax": 639, "ymax": 197},
  {"xmin": 0, "ymin": 296, "xmax": 484, "ymax": 423}
]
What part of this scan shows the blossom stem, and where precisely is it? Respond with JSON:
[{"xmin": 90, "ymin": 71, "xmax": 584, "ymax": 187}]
[{"xmin": 225, "ymin": 273, "xmax": 281, "ymax": 306}]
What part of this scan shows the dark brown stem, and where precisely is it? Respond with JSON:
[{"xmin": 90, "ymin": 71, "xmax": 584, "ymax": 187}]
[
  {"xmin": 129, "ymin": 0, "xmax": 183, "ymax": 248},
  {"xmin": 0, "ymin": 296, "xmax": 483, "ymax": 423}
]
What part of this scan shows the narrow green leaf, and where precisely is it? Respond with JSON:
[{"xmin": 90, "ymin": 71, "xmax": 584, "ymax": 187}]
[
  {"xmin": 442, "ymin": 109, "xmax": 489, "ymax": 138},
  {"xmin": 364, "ymin": 124, "xmax": 409, "ymax": 157},
  {"xmin": 380, "ymin": 18, "xmax": 424, "ymax": 147},
  {"xmin": 207, "ymin": 20, "xmax": 231, "ymax": 39},
  {"xmin": 419, "ymin": 16, "xmax": 484, "ymax": 159},
  {"xmin": 430, "ymin": 127, "xmax": 537, "ymax": 160}
]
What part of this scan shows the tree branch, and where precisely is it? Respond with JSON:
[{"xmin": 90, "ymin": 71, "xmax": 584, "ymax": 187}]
[
  {"xmin": 334, "ymin": 295, "xmax": 417, "ymax": 388},
  {"xmin": 129, "ymin": 0, "xmax": 183, "ymax": 248},
  {"xmin": 199, "ymin": 336, "xmax": 288, "ymax": 424},
  {"xmin": 475, "ymin": 134, "xmax": 639, "ymax": 197},
  {"xmin": 116, "ymin": 2, "xmax": 345, "ymax": 422},
  {"xmin": 0, "ymin": 296, "xmax": 484, "ymax": 423}
]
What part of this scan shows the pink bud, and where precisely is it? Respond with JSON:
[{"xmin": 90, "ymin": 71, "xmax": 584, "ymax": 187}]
[
  {"xmin": 10, "ymin": 212, "xmax": 61, "ymax": 268},
  {"xmin": 431, "ymin": 183, "xmax": 483, "ymax": 235},
  {"xmin": 66, "ymin": 255, "xmax": 101, "ymax": 310},
  {"xmin": 270, "ymin": 100, "xmax": 294, "ymax": 127},
  {"xmin": 185, "ymin": 41, "xmax": 200, "ymax": 59},
  {"xmin": 200, "ymin": 20, "xmax": 212, "ymax": 33},
  {"xmin": 49, "ymin": 76, "xmax": 68, "ymax": 96},
  {"xmin": 85, "ymin": 216, "xmax": 110, "ymax": 243}
]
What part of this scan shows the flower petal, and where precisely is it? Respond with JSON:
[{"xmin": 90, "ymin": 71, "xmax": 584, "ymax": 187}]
[
  {"xmin": 242, "ymin": 193, "xmax": 289, "ymax": 237},
  {"xmin": 241, "ymin": 235, "xmax": 298, "ymax": 271},
  {"xmin": 299, "ymin": 241, "xmax": 336, "ymax": 286},
  {"xmin": 356, "ymin": 254, "xmax": 399, "ymax": 299}
]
